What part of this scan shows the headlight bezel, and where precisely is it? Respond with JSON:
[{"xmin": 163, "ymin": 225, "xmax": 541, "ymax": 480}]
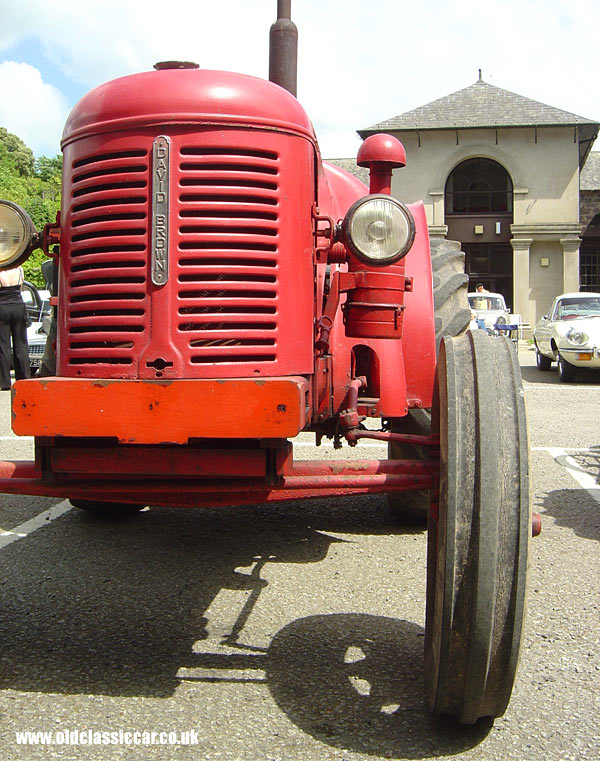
[
  {"xmin": 0, "ymin": 200, "xmax": 39, "ymax": 269},
  {"xmin": 341, "ymin": 194, "xmax": 416, "ymax": 266}
]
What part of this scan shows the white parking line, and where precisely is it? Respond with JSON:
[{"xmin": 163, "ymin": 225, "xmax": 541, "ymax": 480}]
[
  {"xmin": 544, "ymin": 447, "xmax": 600, "ymax": 500},
  {"xmin": 0, "ymin": 501, "xmax": 72, "ymax": 550},
  {"xmin": 532, "ymin": 446, "xmax": 600, "ymax": 453}
]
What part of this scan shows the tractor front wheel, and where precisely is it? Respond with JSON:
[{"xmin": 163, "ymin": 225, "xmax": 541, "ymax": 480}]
[{"xmin": 425, "ymin": 330, "xmax": 529, "ymax": 724}]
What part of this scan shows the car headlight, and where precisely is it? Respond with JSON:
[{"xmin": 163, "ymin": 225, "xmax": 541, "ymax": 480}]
[
  {"xmin": 566, "ymin": 328, "xmax": 588, "ymax": 346},
  {"xmin": 0, "ymin": 201, "xmax": 38, "ymax": 268},
  {"xmin": 341, "ymin": 195, "xmax": 415, "ymax": 265},
  {"xmin": 496, "ymin": 315, "xmax": 507, "ymax": 325}
]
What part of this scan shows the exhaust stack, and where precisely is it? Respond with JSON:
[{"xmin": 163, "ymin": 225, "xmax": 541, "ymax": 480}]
[{"xmin": 269, "ymin": 0, "xmax": 298, "ymax": 97}]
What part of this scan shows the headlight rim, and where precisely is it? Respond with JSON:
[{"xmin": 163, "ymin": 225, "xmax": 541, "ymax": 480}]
[
  {"xmin": 0, "ymin": 200, "xmax": 38, "ymax": 269},
  {"xmin": 341, "ymin": 194, "xmax": 416, "ymax": 266}
]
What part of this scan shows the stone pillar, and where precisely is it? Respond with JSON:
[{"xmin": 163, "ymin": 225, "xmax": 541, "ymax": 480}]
[
  {"xmin": 510, "ymin": 238, "xmax": 533, "ymax": 324},
  {"xmin": 560, "ymin": 237, "xmax": 581, "ymax": 293},
  {"xmin": 428, "ymin": 190, "xmax": 447, "ymax": 240}
]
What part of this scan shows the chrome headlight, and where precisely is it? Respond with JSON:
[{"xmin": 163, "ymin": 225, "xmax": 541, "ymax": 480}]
[
  {"xmin": 0, "ymin": 201, "xmax": 38, "ymax": 268},
  {"xmin": 342, "ymin": 195, "xmax": 415, "ymax": 265},
  {"xmin": 566, "ymin": 328, "xmax": 588, "ymax": 346},
  {"xmin": 496, "ymin": 315, "xmax": 507, "ymax": 325}
]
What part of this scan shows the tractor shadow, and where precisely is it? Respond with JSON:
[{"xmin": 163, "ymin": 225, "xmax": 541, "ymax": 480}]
[
  {"xmin": 0, "ymin": 495, "xmax": 488, "ymax": 757},
  {"xmin": 539, "ymin": 490, "xmax": 600, "ymax": 544},
  {"xmin": 539, "ymin": 447, "xmax": 600, "ymax": 542},
  {"xmin": 262, "ymin": 613, "xmax": 491, "ymax": 757}
]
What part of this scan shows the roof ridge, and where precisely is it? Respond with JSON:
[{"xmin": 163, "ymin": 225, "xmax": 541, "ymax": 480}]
[{"xmin": 360, "ymin": 79, "xmax": 598, "ymax": 133}]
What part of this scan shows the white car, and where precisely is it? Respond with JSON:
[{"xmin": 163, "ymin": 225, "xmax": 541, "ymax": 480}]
[
  {"xmin": 467, "ymin": 292, "xmax": 521, "ymax": 337},
  {"xmin": 27, "ymin": 304, "xmax": 51, "ymax": 375},
  {"xmin": 21, "ymin": 282, "xmax": 51, "ymax": 375},
  {"xmin": 533, "ymin": 292, "xmax": 600, "ymax": 382}
]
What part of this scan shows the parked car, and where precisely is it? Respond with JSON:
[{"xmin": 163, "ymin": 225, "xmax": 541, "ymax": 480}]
[
  {"xmin": 468, "ymin": 291, "xmax": 521, "ymax": 338},
  {"xmin": 21, "ymin": 281, "xmax": 51, "ymax": 376},
  {"xmin": 533, "ymin": 291, "xmax": 600, "ymax": 382},
  {"xmin": 27, "ymin": 302, "xmax": 51, "ymax": 375}
]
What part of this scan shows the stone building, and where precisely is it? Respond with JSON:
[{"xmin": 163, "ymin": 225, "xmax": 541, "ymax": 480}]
[
  {"xmin": 355, "ymin": 77, "xmax": 600, "ymax": 326},
  {"xmin": 580, "ymin": 153, "xmax": 600, "ymax": 292}
]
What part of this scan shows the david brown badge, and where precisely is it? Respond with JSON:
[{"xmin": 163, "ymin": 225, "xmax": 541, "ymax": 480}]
[{"xmin": 151, "ymin": 136, "xmax": 170, "ymax": 286}]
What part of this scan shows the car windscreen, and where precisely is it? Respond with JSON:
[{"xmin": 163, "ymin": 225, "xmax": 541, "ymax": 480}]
[
  {"xmin": 554, "ymin": 298, "xmax": 600, "ymax": 319},
  {"xmin": 469, "ymin": 296, "xmax": 505, "ymax": 310}
]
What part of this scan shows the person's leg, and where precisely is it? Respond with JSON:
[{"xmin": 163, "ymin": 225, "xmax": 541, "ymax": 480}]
[
  {"xmin": 10, "ymin": 304, "xmax": 31, "ymax": 381},
  {"xmin": 0, "ymin": 306, "xmax": 13, "ymax": 388}
]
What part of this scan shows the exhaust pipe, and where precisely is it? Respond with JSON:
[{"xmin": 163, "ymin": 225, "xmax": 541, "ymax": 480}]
[{"xmin": 269, "ymin": 0, "xmax": 298, "ymax": 96}]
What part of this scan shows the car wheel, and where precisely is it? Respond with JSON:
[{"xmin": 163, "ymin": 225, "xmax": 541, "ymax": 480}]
[
  {"xmin": 535, "ymin": 345, "xmax": 552, "ymax": 371},
  {"xmin": 557, "ymin": 354, "xmax": 576, "ymax": 383}
]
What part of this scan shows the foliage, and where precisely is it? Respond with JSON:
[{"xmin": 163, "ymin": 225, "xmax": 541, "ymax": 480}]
[
  {"xmin": 0, "ymin": 128, "xmax": 62, "ymax": 288},
  {"xmin": 0, "ymin": 128, "xmax": 35, "ymax": 177}
]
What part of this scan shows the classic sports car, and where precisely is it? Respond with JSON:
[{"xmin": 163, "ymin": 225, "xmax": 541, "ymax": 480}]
[
  {"xmin": 468, "ymin": 291, "xmax": 521, "ymax": 338},
  {"xmin": 533, "ymin": 292, "xmax": 600, "ymax": 382}
]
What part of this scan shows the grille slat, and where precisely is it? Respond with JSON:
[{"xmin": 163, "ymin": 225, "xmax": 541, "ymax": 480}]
[
  {"xmin": 66, "ymin": 152, "xmax": 149, "ymax": 369},
  {"xmin": 176, "ymin": 145, "xmax": 280, "ymax": 366}
]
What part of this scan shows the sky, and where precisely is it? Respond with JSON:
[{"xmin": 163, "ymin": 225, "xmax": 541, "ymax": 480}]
[{"xmin": 0, "ymin": 0, "xmax": 599, "ymax": 160}]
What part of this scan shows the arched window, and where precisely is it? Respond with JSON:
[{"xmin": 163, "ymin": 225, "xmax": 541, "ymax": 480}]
[{"xmin": 445, "ymin": 158, "xmax": 513, "ymax": 215}]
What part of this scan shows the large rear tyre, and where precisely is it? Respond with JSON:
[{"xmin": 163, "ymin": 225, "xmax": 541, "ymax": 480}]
[
  {"xmin": 388, "ymin": 239, "xmax": 470, "ymax": 522},
  {"xmin": 387, "ymin": 410, "xmax": 432, "ymax": 522},
  {"xmin": 429, "ymin": 238, "xmax": 472, "ymax": 351},
  {"xmin": 425, "ymin": 330, "xmax": 530, "ymax": 724}
]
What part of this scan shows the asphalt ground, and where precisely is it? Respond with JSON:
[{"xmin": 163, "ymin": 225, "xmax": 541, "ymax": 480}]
[{"xmin": 0, "ymin": 346, "xmax": 598, "ymax": 761}]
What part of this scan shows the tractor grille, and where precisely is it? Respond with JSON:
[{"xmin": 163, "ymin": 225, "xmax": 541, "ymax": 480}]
[
  {"xmin": 177, "ymin": 146, "xmax": 280, "ymax": 365},
  {"xmin": 57, "ymin": 126, "xmax": 315, "ymax": 380},
  {"xmin": 62, "ymin": 140, "xmax": 293, "ymax": 376},
  {"xmin": 66, "ymin": 149, "xmax": 149, "ymax": 369}
]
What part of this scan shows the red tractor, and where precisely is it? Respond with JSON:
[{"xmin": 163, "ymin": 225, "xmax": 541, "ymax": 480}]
[{"xmin": 0, "ymin": 1, "xmax": 531, "ymax": 724}]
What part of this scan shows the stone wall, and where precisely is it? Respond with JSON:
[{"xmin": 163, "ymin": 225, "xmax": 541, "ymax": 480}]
[{"xmin": 580, "ymin": 189, "xmax": 600, "ymax": 229}]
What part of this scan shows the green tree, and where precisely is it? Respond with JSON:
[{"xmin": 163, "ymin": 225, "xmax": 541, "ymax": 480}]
[
  {"xmin": 0, "ymin": 129, "xmax": 61, "ymax": 287},
  {"xmin": 34, "ymin": 155, "xmax": 62, "ymax": 183},
  {"xmin": 0, "ymin": 128, "xmax": 35, "ymax": 177}
]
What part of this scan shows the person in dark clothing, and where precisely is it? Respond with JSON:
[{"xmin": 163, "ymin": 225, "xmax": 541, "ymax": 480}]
[{"xmin": 0, "ymin": 266, "xmax": 30, "ymax": 389}]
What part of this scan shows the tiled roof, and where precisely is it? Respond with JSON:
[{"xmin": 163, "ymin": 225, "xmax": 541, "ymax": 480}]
[
  {"xmin": 581, "ymin": 152, "xmax": 600, "ymax": 191},
  {"xmin": 360, "ymin": 79, "xmax": 598, "ymax": 133},
  {"xmin": 324, "ymin": 158, "xmax": 369, "ymax": 185}
]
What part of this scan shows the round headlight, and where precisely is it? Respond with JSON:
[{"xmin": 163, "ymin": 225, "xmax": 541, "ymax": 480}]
[
  {"xmin": 0, "ymin": 201, "xmax": 38, "ymax": 268},
  {"xmin": 496, "ymin": 315, "xmax": 507, "ymax": 325},
  {"xmin": 566, "ymin": 328, "xmax": 588, "ymax": 346},
  {"xmin": 342, "ymin": 195, "xmax": 415, "ymax": 265}
]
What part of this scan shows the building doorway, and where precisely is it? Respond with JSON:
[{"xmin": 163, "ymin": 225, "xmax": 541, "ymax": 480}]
[{"xmin": 445, "ymin": 158, "xmax": 514, "ymax": 308}]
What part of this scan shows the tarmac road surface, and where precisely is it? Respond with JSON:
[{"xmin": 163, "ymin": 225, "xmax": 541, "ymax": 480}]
[{"xmin": 0, "ymin": 346, "xmax": 598, "ymax": 761}]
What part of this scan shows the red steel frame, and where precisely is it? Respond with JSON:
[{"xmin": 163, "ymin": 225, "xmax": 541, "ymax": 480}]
[{"xmin": 0, "ymin": 450, "xmax": 439, "ymax": 507}]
